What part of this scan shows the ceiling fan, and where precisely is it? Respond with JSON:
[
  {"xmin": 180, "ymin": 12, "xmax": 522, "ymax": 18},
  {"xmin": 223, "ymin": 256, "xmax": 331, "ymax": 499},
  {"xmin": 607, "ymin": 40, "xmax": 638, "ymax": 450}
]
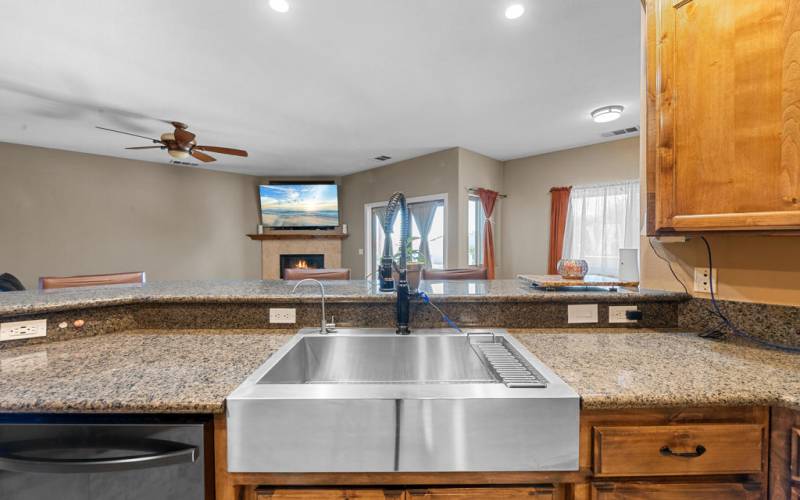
[{"xmin": 96, "ymin": 122, "xmax": 248, "ymax": 163}]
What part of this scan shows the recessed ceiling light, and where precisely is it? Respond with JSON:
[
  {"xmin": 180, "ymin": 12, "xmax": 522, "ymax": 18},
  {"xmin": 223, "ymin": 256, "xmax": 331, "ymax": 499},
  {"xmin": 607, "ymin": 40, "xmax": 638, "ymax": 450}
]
[
  {"xmin": 269, "ymin": 0, "xmax": 290, "ymax": 13},
  {"xmin": 591, "ymin": 105, "xmax": 624, "ymax": 123},
  {"xmin": 505, "ymin": 4, "xmax": 525, "ymax": 19}
]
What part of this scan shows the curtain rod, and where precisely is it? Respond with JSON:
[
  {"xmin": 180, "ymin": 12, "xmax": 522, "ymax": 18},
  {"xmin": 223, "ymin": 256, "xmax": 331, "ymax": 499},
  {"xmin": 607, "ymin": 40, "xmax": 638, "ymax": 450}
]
[{"xmin": 466, "ymin": 187, "xmax": 508, "ymax": 198}]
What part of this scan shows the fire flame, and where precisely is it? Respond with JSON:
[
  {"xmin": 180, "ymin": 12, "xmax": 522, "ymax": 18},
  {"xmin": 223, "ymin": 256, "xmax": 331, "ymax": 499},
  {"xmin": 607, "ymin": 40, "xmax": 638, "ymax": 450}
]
[{"xmin": 296, "ymin": 259, "xmax": 308, "ymax": 269}]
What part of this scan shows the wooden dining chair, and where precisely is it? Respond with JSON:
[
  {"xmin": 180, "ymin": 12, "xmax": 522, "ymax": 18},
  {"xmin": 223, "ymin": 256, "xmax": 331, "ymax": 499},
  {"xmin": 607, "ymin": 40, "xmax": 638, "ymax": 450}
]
[
  {"xmin": 283, "ymin": 268, "xmax": 351, "ymax": 281},
  {"xmin": 421, "ymin": 267, "xmax": 488, "ymax": 280},
  {"xmin": 38, "ymin": 271, "xmax": 146, "ymax": 290}
]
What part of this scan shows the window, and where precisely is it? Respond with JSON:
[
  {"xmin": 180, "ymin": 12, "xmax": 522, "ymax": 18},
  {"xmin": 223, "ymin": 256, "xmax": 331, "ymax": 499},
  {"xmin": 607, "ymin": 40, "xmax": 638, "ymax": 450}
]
[
  {"xmin": 365, "ymin": 195, "xmax": 446, "ymax": 279},
  {"xmin": 562, "ymin": 180, "xmax": 640, "ymax": 277},
  {"xmin": 467, "ymin": 195, "xmax": 485, "ymax": 266}
]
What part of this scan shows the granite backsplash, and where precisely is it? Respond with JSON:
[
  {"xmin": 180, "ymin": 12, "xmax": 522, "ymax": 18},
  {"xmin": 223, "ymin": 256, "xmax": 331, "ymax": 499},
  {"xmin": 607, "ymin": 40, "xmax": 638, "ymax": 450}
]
[{"xmin": 679, "ymin": 297, "xmax": 800, "ymax": 349}]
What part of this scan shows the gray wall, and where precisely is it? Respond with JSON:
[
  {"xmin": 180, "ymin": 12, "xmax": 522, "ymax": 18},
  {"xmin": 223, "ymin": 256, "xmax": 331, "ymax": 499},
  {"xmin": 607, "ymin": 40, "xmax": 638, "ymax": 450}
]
[
  {"xmin": 340, "ymin": 148, "xmax": 460, "ymax": 278},
  {"xmin": 0, "ymin": 142, "xmax": 261, "ymax": 289},
  {"xmin": 501, "ymin": 137, "xmax": 640, "ymax": 278}
]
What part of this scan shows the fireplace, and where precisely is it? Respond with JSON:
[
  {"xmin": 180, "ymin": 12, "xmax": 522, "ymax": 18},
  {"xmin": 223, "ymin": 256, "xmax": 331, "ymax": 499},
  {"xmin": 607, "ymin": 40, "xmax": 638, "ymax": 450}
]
[{"xmin": 279, "ymin": 254, "xmax": 324, "ymax": 279}]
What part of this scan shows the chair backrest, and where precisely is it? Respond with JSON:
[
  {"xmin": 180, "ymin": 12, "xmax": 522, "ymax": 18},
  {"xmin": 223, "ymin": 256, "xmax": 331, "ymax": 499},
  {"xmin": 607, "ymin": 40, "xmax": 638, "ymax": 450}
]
[
  {"xmin": 421, "ymin": 267, "xmax": 488, "ymax": 280},
  {"xmin": 283, "ymin": 268, "xmax": 351, "ymax": 281},
  {"xmin": 38, "ymin": 272, "xmax": 146, "ymax": 290},
  {"xmin": 0, "ymin": 273, "xmax": 25, "ymax": 292}
]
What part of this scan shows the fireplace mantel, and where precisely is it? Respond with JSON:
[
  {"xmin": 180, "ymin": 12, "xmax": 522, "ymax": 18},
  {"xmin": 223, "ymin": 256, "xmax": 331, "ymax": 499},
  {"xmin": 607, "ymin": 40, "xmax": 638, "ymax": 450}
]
[{"xmin": 247, "ymin": 233, "xmax": 347, "ymax": 240}]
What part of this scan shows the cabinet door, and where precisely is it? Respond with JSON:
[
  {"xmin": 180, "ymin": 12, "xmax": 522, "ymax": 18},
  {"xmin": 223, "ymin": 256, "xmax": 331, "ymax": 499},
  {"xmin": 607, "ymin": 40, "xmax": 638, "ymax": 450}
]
[
  {"xmin": 591, "ymin": 482, "xmax": 761, "ymax": 500},
  {"xmin": 255, "ymin": 488, "xmax": 404, "ymax": 500},
  {"xmin": 647, "ymin": 0, "xmax": 800, "ymax": 232},
  {"xmin": 406, "ymin": 485, "xmax": 554, "ymax": 499}
]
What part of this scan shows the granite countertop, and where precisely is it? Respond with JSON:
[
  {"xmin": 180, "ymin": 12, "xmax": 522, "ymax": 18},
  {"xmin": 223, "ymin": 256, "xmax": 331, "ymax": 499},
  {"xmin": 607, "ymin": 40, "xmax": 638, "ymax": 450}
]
[
  {"xmin": 0, "ymin": 330, "xmax": 294, "ymax": 413},
  {"xmin": 0, "ymin": 328, "xmax": 797, "ymax": 414},
  {"xmin": 514, "ymin": 330, "xmax": 800, "ymax": 410},
  {"xmin": 0, "ymin": 279, "xmax": 688, "ymax": 317}
]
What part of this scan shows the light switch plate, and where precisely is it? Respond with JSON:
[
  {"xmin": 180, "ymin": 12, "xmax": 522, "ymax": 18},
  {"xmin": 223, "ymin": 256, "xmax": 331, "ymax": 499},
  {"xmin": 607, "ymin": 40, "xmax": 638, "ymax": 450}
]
[
  {"xmin": 269, "ymin": 308, "xmax": 296, "ymax": 324},
  {"xmin": 567, "ymin": 304, "xmax": 598, "ymax": 324},
  {"xmin": 0, "ymin": 319, "xmax": 47, "ymax": 341},
  {"xmin": 609, "ymin": 305, "xmax": 638, "ymax": 323}
]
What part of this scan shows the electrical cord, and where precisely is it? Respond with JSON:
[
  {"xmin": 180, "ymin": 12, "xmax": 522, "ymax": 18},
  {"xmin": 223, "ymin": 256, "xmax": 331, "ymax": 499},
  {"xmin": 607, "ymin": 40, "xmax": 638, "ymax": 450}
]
[
  {"xmin": 699, "ymin": 236, "xmax": 800, "ymax": 353},
  {"xmin": 418, "ymin": 291, "xmax": 462, "ymax": 333},
  {"xmin": 647, "ymin": 237, "xmax": 689, "ymax": 294}
]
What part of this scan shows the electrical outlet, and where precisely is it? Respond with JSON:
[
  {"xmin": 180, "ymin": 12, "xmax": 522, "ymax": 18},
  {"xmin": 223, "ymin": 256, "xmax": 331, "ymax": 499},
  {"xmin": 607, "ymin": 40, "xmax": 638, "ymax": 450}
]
[
  {"xmin": 567, "ymin": 304, "xmax": 598, "ymax": 324},
  {"xmin": 609, "ymin": 305, "xmax": 638, "ymax": 323},
  {"xmin": 269, "ymin": 308, "xmax": 296, "ymax": 324},
  {"xmin": 0, "ymin": 319, "xmax": 47, "ymax": 341},
  {"xmin": 693, "ymin": 267, "xmax": 718, "ymax": 293}
]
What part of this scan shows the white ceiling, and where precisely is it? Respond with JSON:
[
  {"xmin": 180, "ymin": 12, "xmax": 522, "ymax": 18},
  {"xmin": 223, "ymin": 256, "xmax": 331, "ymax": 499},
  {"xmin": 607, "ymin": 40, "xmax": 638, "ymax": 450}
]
[{"xmin": 0, "ymin": 0, "xmax": 641, "ymax": 176}]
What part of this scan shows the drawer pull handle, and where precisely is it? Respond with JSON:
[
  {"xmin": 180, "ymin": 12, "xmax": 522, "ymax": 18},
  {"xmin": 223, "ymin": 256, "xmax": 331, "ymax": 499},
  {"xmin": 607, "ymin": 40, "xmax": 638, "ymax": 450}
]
[{"xmin": 659, "ymin": 445, "xmax": 706, "ymax": 458}]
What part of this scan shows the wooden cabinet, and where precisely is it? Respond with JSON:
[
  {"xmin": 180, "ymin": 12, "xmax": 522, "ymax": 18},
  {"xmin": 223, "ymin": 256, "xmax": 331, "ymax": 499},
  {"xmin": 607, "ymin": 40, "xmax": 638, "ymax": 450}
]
[
  {"xmin": 645, "ymin": 0, "xmax": 800, "ymax": 232},
  {"xmin": 406, "ymin": 486, "xmax": 554, "ymax": 499},
  {"xmin": 254, "ymin": 488, "xmax": 404, "ymax": 499},
  {"xmin": 769, "ymin": 407, "xmax": 800, "ymax": 499},
  {"xmin": 253, "ymin": 486, "xmax": 555, "ymax": 500},
  {"xmin": 591, "ymin": 481, "xmax": 762, "ymax": 500}
]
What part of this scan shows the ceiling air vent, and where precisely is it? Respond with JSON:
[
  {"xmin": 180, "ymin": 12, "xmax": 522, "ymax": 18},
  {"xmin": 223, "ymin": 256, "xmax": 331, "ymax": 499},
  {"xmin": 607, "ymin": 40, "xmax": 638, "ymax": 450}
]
[
  {"xmin": 169, "ymin": 160, "xmax": 199, "ymax": 167},
  {"xmin": 374, "ymin": 155, "xmax": 392, "ymax": 161},
  {"xmin": 601, "ymin": 126, "xmax": 640, "ymax": 138}
]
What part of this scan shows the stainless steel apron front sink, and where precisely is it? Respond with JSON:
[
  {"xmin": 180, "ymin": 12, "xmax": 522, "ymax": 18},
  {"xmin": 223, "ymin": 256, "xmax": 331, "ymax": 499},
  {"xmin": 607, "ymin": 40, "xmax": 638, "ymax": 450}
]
[{"xmin": 226, "ymin": 328, "xmax": 579, "ymax": 473}]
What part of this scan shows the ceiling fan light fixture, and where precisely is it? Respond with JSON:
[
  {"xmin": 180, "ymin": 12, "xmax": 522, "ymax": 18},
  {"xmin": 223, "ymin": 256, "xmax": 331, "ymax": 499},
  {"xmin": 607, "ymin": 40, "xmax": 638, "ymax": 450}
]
[
  {"xmin": 269, "ymin": 0, "xmax": 290, "ymax": 13},
  {"xmin": 168, "ymin": 149, "xmax": 191, "ymax": 160},
  {"xmin": 591, "ymin": 105, "xmax": 624, "ymax": 123}
]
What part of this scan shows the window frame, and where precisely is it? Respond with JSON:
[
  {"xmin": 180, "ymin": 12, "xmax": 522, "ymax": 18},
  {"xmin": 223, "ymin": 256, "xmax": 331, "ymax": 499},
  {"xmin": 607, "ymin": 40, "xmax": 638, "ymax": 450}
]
[
  {"xmin": 364, "ymin": 193, "xmax": 448, "ymax": 279},
  {"xmin": 467, "ymin": 194, "xmax": 485, "ymax": 267}
]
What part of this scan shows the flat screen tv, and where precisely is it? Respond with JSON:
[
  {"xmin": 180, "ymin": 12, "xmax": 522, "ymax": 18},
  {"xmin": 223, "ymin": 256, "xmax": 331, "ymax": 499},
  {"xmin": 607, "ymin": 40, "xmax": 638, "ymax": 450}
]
[{"xmin": 259, "ymin": 183, "xmax": 340, "ymax": 229}]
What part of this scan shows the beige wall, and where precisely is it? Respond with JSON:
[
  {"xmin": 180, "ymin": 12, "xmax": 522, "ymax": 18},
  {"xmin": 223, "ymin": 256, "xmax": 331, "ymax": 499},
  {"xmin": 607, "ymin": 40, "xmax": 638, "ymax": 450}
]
[
  {"xmin": 457, "ymin": 148, "xmax": 504, "ymax": 272},
  {"xmin": 339, "ymin": 148, "xmax": 460, "ymax": 278},
  {"xmin": 0, "ymin": 142, "xmax": 261, "ymax": 289},
  {"xmin": 500, "ymin": 137, "xmax": 640, "ymax": 279}
]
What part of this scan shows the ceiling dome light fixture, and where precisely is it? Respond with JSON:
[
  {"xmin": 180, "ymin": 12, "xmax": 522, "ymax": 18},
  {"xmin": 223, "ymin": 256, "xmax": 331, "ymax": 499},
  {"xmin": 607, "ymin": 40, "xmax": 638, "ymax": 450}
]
[
  {"xmin": 505, "ymin": 4, "xmax": 525, "ymax": 19},
  {"xmin": 591, "ymin": 105, "xmax": 624, "ymax": 123},
  {"xmin": 269, "ymin": 0, "xmax": 290, "ymax": 13}
]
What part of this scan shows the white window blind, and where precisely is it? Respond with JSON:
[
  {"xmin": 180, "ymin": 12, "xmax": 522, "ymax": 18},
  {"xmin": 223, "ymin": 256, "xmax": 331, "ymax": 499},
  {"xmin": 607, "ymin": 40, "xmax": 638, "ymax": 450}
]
[{"xmin": 562, "ymin": 180, "xmax": 640, "ymax": 277}]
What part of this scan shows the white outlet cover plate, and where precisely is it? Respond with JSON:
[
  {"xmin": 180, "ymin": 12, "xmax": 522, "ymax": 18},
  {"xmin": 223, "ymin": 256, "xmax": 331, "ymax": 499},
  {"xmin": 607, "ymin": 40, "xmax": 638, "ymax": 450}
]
[
  {"xmin": 693, "ymin": 267, "xmax": 718, "ymax": 293},
  {"xmin": 609, "ymin": 305, "xmax": 638, "ymax": 323},
  {"xmin": 0, "ymin": 319, "xmax": 47, "ymax": 341},
  {"xmin": 269, "ymin": 308, "xmax": 296, "ymax": 324},
  {"xmin": 568, "ymin": 304, "xmax": 598, "ymax": 324}
]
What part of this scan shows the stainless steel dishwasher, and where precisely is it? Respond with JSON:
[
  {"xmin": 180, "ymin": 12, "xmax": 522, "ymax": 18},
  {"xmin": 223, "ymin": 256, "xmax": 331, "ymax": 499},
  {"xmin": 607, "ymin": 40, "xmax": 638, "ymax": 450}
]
[{"xmin": 0, "ymin": 415, "xmax": 209, "ymax": 500}]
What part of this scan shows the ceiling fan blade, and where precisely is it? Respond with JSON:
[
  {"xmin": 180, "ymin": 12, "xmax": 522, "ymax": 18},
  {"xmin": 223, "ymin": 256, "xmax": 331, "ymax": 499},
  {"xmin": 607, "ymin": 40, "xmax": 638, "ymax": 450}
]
[
  {"xmin": 174, "ymin": 127, "xmax": 196, "ymax": 147},
  {"xmin": 193, "ymin": 145, "xmax": 249, "ymax": 157},
  {"xmin": 125, "ymin": 146, "xmax": 163, "ymax": 150},
  {"xmin": 96, "ymin": 126, "xmax": 161, "ymax": 143},
  {"xmin": 190, "ymin": 150, "xmax": 216, "ymax": 162}
]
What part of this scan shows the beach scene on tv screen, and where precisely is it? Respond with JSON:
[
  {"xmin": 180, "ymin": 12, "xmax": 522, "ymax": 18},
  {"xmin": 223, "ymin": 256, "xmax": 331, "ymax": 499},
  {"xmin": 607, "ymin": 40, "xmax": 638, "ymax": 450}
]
[{"xmin": 260, "ymin": 184, "xmax": 339, "ymax": 227}]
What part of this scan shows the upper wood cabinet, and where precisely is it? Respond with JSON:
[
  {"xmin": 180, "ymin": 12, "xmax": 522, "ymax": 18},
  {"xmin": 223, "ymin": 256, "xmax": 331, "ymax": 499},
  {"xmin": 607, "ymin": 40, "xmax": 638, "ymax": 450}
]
[{"xmin": 646, "ymin": 0, "xmax": 800, "ymax": 232}]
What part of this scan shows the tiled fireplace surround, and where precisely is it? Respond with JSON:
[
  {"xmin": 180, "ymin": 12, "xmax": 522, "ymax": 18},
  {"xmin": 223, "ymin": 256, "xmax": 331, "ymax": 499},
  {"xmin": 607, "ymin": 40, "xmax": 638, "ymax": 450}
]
[{"xmin": 259, "ymin": 238, "xmax": 342, "ymax": 280}]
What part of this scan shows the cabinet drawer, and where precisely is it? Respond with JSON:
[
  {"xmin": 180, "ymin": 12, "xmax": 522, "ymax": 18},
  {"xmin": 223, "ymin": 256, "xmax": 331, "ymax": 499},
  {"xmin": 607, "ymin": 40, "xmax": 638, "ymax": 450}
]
[
  {"xmin": 407, "ymin": 486, "xmax": 554, "ymax": 499},
  {"xmin": 591, "ymin": 481, "xmax": 761, "ymax": 500},
  {"xmin": 255, "ymin": 488, "xmax": 404, "ymax": 499},
  {"xmin": 593, "ymin": 424, "xmax": 764, "ymax": 477}
]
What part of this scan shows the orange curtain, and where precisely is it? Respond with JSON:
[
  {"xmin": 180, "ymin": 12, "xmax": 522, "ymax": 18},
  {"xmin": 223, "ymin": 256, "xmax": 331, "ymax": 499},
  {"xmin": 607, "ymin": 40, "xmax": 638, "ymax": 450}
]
[
  {"xmin": 547, "ymin": 186, "xmax": 572, "ymax": 274},
  {"xmin": 476, "ymin": 188, "xmax": 499, "ymax": 280}
]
